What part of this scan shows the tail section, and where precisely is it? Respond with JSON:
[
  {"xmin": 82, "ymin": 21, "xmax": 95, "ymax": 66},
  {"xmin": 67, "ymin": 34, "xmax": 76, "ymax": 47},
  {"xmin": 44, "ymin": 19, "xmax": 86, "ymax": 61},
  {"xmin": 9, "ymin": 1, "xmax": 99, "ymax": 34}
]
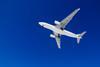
[{"xmin": 77, "ymin": 31, "xmax": 87, "ymax": 44}]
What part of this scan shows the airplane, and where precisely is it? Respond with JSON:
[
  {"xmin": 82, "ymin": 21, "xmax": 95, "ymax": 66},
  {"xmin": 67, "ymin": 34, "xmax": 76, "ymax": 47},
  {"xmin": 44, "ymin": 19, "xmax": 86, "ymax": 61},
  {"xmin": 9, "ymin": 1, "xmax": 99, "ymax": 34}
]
[{"xmin": 38, "ymin": 8, "xmax": 86, "ymax": 49}]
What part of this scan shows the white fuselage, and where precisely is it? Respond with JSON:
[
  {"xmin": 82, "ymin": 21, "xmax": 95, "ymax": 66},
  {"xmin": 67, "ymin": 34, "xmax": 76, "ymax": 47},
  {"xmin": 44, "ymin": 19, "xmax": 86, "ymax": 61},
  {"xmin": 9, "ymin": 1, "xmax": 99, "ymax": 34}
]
[{"xmin": 39, "ymin": 22, "xmax": 78, "ymax": 38}]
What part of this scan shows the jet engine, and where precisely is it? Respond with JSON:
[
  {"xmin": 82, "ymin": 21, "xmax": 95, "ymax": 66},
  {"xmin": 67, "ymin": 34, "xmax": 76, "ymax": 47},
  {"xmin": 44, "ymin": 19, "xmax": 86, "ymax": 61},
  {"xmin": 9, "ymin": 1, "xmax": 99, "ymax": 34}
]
[
  {"xmin": 54, "ymin": 20, "xmax": 60, "ymax": 25},
  {"xmin": 50, "ymin": 34, "xmax": 55, "ymax": 38}
]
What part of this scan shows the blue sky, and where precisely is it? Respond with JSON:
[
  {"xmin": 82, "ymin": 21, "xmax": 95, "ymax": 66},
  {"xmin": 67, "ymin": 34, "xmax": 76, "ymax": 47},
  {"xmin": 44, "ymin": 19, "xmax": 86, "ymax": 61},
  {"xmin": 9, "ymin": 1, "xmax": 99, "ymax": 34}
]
[{"xmin": 0, "ymin": 0, "xmax": 100, "ymax": 67}]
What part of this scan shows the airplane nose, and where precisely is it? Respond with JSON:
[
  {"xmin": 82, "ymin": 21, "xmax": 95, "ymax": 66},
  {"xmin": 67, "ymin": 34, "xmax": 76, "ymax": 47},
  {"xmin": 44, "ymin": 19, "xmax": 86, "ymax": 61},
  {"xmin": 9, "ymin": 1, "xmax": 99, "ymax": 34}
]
[
  {"xmin": 39, "ymin": 22, "xmax": 46, "ymax": 26},
  {"xmin": 39, "ymin": 22, "xmax": 44, "ymax": 26}
]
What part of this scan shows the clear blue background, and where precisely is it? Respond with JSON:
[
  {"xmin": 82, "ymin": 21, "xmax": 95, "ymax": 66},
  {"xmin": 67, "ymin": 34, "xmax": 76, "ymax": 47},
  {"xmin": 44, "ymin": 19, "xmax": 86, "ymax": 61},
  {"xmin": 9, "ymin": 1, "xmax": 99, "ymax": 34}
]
[{"xmin": 0, "ymin": 0, "xmax": 100, "ymax": 67}]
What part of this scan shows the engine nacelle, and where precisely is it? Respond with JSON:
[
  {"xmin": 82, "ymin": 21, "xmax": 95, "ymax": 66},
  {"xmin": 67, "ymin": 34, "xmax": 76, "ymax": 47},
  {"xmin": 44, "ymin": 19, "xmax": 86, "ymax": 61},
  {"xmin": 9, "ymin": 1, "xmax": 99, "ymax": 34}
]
[
  {"xmin": 50, "ymin": 34, "xmax": 55, "ymax": 38},
  {"xmin": 54, "ymin": 20, "xmax": 60, "ymax": 25}
]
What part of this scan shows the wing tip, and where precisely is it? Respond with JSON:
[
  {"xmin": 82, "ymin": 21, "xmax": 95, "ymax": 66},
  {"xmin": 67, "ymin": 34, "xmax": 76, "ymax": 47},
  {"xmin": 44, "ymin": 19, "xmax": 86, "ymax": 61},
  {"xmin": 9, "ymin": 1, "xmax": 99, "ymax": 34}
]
[
  {"xmin": 58, "ymin": 47, "xmax": 61, "ymax": 49},
  {"xmin": 58, "ymin": 44, "xmax": 61, "ymax": 49},
  {"xmin": 77, "ymin": 8, "xmax": 80, "ymax": 11}
]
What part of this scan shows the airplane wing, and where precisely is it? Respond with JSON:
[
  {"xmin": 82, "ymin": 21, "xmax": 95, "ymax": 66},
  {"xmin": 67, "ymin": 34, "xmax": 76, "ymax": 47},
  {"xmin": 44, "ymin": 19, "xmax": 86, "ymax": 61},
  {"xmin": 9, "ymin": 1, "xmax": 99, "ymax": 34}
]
[
  {"xmin": 60, "ymin": 8, "xmax": 80, "ymax": 28},
  {"xmin": 54, "ymin": 32, "xmax": 61, "ymax": 48}
]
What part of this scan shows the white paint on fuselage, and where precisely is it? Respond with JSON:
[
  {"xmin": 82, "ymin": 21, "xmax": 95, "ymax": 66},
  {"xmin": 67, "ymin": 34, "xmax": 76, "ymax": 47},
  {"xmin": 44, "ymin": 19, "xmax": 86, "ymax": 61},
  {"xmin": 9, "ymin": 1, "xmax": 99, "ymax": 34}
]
[{"xmin": 39, "ymin": 22, "xmax": 78, "ymax": 38}]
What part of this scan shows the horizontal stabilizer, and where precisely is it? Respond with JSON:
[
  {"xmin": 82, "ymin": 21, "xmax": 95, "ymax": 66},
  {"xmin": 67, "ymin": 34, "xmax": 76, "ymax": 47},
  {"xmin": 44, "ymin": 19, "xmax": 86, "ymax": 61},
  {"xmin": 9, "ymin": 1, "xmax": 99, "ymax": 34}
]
[{"xmin": 77, "ymin": 31, "xmax": 87, "ymax": 44}]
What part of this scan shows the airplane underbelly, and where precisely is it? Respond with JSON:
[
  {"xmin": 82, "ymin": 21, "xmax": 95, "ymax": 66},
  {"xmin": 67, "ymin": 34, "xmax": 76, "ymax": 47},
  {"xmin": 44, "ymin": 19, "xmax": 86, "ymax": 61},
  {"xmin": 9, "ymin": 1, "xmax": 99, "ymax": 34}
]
[
  {"xmin": 52, "ymin": 28, "xmax": 64, "ymax": 35},
  {"xmin": 44, "ymin": 24, "xmax": 77, "ymax": 38},
  {"xmin": 45, "ymin": 25, "xmax": 63, "ymax": 34},
  {"xmin": 52, "ymin": 28, "xmax": 64, "ymax": 34},
  {"xmin": 62, "ymin": 30, "xmax": 77, "ymax": 38}
]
